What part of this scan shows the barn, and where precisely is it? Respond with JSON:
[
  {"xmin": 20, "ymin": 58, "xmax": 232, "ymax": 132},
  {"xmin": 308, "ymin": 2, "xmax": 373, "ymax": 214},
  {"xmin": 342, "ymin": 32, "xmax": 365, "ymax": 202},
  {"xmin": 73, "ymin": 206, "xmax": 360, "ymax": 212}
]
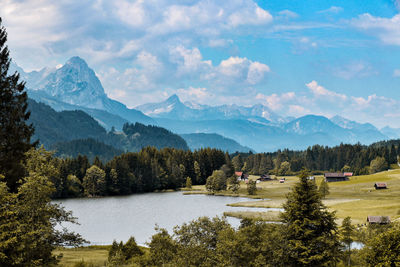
[
  {"xmin": 374, "ymin": 182, "xmax": 387, "ymax": 189},
  {"xmin": 367, "ymin": 216, "xmax": 391, "ymax": 224},
  {"xmin": 324, "ymin": 173, "xmax": 348, "ymax": 182}
]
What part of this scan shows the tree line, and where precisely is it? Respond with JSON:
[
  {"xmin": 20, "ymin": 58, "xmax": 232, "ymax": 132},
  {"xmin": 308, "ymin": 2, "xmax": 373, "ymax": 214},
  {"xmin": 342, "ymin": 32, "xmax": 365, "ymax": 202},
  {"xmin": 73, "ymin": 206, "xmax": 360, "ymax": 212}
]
[
  {"xmin": 232, "ymin": 142, "xmax": 399, "ymax": 176},
  {"xmin": 51, "ymin": 147, "xmax": 228, "ymax": 198}
]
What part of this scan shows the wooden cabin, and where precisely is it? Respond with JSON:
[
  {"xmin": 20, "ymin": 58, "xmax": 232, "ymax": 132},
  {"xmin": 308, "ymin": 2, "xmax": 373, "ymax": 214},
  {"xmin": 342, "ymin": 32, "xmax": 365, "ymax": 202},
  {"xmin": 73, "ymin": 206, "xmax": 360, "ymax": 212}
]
[
  {"xmin": 257, "ymin": 174, "xmax": 271, "ymax": 181},
  {"xmin": 374, "ymin": 182, "xmax": 387, "ymax": 189},
  {"xmin": 367, "ymin": 216, "xmax": 391, "ymax": 224},
  {"xmin": 324, "ymin": 173, "xmax": 348, "ymax": 182}
]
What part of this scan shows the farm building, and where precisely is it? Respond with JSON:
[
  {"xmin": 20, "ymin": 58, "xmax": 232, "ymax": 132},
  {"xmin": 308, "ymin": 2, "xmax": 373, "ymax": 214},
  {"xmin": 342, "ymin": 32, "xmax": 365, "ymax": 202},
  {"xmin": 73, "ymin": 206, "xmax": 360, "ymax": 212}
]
[
  {"xmin": 374, "ymin": 182, "xmax": 387, "ymax": 189},
  {"xmin": 324, "ymin": 173, "xmax": 348, "ymax": 182},
  {"xmin": 235, "ymin": 172, "xmax": 248, "ymax": 180},
  {"xmin": 367, "ymin": 216, "xmax": 391, "ymax": 224},
  {"xmin": 344, "ymin": 172, "xmax": 353, "ymax": 177},
  {"xmin": 257, "ymin": 174, "xmax": 271, "ymax": 181}
]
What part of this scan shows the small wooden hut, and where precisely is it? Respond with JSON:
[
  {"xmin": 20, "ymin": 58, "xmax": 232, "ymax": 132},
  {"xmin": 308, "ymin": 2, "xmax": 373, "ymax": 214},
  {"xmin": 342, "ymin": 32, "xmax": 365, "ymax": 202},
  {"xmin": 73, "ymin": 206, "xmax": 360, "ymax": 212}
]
[
  {"xmin": 374, "ymin": 182, "xmax": 387, "ymax": 189},
  {"xmin": 367, "ymin": 216, "xmax": 390, "ymax": 224}
]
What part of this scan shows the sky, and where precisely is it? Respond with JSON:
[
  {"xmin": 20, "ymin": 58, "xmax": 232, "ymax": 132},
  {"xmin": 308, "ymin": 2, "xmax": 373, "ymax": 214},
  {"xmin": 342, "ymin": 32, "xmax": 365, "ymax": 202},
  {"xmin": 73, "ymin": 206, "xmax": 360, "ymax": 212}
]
[{"xmin": 1, "ymin": 0, "xmax": 400, "ymax": 128}]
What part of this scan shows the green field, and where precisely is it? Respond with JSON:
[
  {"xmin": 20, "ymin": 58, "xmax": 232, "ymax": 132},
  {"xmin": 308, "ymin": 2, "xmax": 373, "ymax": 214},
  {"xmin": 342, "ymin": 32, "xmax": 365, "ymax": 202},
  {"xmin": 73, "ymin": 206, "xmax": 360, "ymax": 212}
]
[
  {"xmin": 54, "ymin": 246, "xmax": 110, "ymax": 267},
  {"xmin": 187, "ymin": 169, "xmax": 400, "ymax": 224}
]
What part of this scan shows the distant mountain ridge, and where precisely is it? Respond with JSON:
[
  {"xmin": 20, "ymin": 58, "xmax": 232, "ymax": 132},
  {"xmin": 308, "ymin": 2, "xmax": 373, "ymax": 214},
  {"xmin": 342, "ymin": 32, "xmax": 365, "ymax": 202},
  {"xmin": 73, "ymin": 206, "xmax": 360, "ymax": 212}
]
[
  {"xmin": 136, "ymin": 94, "xmax": 286, "ymax": 124},
  {"xmin": 13, "ymin": 57, "xmax": 392, "ymax": 152}
]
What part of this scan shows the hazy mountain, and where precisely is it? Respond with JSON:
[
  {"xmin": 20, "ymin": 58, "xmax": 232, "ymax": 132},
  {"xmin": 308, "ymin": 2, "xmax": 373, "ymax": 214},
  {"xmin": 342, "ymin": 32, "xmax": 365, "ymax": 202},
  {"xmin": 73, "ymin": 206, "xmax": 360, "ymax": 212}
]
[
  {"xmin": 15, "ymin": 57, "xmax": 155, "ymax": 126},
  {"xmin": 284, "ymin": 115, "xmax": 348, "ymax": 136},
  {"xmin": 330, "ymin": 115, "xmax": 380, "ymax": 132},
  {"xmin": 381, "ymin": 126, "xmax": 400, "ymax": 139},
  {"xmin": 180, "ymin": 133, "xmax": 253, "ymax": 153},
  {"xmin": 136, "ymin": 94, "xmax": 286, "ymax": 124}
]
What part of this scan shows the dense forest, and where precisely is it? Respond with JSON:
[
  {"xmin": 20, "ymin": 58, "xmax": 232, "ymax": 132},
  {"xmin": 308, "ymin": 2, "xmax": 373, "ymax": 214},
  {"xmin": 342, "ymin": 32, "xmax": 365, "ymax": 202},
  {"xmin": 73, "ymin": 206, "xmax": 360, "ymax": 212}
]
[
  {"xmin": 50, "ymin": 147, "xmax": 228, "ymax": 198},
  {"xmin": 232, "ymin": 142, "xmax": 399, "ymax": 176}
]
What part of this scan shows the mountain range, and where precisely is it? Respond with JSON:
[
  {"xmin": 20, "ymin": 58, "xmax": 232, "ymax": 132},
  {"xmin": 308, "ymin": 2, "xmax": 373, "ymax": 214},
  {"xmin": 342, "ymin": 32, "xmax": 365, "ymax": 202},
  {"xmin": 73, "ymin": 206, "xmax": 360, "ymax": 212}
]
[{"xmin": 13, "ymin": 56, "xmax": 398, "ymax": 152}]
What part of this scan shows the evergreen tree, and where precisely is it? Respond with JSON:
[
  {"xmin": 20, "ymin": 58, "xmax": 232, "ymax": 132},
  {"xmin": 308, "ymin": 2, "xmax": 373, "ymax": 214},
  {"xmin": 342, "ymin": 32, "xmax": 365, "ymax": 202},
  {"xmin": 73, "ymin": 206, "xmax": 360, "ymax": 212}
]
[
  {"xmin": 318, "ymin": 178, "xmax": 330, "ymax": 199},
  {"xmin": 232, "ymin": 155, "xmax": 243, "ymax": 171},
  {"xmin": 247, "ymin": 180, "xmax": 257, "ymax": 195},
  {"xmin": 185, "ymin": 177, "xmax": 192, "ymax": 189},
  {"xmin": 280, "ymin": 169, "xmax": 341, "ymax": 266},
  {"xmin": 340, "ymin": 217, "xmax": 355, "ymax": 266},
  {"xmin": 0, "ymin": 18, "xmax": 35, "ymax": 191}
]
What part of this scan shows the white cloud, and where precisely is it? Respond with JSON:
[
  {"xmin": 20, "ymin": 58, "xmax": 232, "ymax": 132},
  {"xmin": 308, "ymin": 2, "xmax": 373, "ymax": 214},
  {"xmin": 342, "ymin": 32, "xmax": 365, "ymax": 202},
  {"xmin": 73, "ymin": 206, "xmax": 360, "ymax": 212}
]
[
  {"xmin": 278, "ymin": 10, "xmax": 298, "ymax": 19},
  {"xmin": 393, "ymin": 69, "xmax": 400, "ymax": 77},
  {"xmin": 306, "ymin": 80, "xmax": 347, "ymax": 101},
  {"xmin": 169, "ymin": 46, "xmax": 212, "ymax": 77},
  {"xmin": 351, "ymin": 13, "xmax": 400, "ymax": 45},
  {"xmin": 334, "ymin": 62, "xmax": 377, "ymax": 80},
  {"xmin": 318, "ymin": 6, "xmax": 343, "ymax": 14},
  {"xmin": 255, "ymin": 92, "xmax": 296, "ymax": 111},
  {"xmin": 247, "ymin": 62, "xmax": 271, "ymax": 84},
  {"xmin": 177, "ymin": 87, "xmax": 214, "ymax": 103}
]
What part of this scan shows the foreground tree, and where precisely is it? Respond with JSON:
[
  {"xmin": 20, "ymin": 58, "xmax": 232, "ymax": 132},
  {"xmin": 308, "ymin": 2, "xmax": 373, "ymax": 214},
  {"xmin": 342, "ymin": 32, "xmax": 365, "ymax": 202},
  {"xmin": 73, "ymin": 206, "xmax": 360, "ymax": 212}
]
[
  {"xmin": 0, "ymin": 150, "xmax": 85, "ymax": 266},
  {"xmin": 0, "ymin": 18, "xmax": 35, "ymax": 191},
  {"xmin": 280, "ymin": 169, "xmax": 342, "ymax": 266}
]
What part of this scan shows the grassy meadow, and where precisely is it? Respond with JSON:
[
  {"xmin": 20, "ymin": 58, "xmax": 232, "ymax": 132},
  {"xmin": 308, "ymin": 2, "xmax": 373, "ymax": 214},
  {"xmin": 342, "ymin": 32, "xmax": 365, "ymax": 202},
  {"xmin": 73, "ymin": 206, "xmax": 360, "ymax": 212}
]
[
  {"xmin": 187, "ymin": 169, "xmax": 400, "ymax": 225},
  {"xmin": 54, "ymin": 246, "xmax": 110, "ymax": 267}
]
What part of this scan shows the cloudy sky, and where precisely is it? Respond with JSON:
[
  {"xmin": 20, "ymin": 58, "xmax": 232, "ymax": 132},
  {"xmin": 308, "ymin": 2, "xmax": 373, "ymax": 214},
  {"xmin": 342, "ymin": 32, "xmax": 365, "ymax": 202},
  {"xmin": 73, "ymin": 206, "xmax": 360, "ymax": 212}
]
[{"xmin": 1, "ymin": 0, "xmax": 400, "ymax": 127}]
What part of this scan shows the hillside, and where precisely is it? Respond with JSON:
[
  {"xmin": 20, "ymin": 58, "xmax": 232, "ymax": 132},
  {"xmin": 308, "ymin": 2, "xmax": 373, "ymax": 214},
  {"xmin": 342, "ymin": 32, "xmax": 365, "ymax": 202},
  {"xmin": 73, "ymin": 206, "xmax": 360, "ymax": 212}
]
[
  {"xmin": 28, "ymin": 100, "xmax": 189, "ymax": 158},
  {"xmin": 28, "ymin": 99, "xmax": 106, "ymax": 147},
  {"xmin": 180, "ymin": 133, "xmax": 252, "ymax": 153},
  {"xmin": 51, "ymin": 138, "xmax": 124, "ymax": 162}
]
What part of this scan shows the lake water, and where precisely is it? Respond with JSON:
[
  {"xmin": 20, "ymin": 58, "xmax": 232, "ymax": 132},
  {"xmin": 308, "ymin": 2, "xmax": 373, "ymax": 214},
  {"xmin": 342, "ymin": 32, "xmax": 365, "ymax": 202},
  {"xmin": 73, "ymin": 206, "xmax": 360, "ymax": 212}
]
[{"xmin": 56, "ymin": 192, "xmax": 277, "ymax": 246}]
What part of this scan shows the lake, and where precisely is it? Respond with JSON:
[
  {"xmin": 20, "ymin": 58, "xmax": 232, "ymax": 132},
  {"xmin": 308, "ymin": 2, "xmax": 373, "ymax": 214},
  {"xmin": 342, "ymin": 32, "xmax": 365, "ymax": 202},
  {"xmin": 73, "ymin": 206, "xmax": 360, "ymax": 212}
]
[{"xmin": 56, "ymin": 191, "xmax": 277, "ymax": 246}]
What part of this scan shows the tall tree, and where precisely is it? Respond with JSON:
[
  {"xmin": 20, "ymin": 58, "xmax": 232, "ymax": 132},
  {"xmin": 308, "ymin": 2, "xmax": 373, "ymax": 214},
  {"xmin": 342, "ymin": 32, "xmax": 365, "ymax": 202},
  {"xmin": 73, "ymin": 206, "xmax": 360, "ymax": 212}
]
[
  {"xmin": 0, "ymin": 18, "xmax": 35, "ymax": 191},
  {"xmin": 340, "ymin": 217, "xmax": 355, "ymax": 266},
  {"xmin": 280, "ymin": 169, "xmax": 341, "ymax": 266}
]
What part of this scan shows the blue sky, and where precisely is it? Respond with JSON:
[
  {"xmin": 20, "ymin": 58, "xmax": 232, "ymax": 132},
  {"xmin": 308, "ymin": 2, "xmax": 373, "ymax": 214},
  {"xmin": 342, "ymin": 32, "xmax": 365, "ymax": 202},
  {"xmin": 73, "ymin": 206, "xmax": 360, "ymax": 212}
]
[{"xmin": 1, "ymin": 0, "xmax": 400, "ymax": 127}]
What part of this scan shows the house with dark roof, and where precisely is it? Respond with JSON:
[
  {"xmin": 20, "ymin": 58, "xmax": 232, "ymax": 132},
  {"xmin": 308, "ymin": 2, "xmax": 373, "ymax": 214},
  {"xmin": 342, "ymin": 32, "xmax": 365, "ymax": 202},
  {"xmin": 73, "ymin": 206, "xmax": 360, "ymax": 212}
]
[
  {"xmin": 374, "ymin": 182, "xmax": 387, "ymax": 189},
  {"xmin": 257, "ymin": 174, "xmax": 271, "ymax": 181},
  {"xmin": 367, "ymin": 216, "xmax": 391, "ymax": 224},
  {"xmin": 324, "ymin": 173, "xmax": 348, "ymax": 182}
]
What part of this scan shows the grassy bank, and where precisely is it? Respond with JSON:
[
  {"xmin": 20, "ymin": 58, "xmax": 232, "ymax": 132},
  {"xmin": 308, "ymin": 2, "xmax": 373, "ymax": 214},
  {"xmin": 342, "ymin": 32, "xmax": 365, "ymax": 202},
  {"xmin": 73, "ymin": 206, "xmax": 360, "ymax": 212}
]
[{"xmin": 185, "ymin": 170, "xmax": 400, "ymax": 224}]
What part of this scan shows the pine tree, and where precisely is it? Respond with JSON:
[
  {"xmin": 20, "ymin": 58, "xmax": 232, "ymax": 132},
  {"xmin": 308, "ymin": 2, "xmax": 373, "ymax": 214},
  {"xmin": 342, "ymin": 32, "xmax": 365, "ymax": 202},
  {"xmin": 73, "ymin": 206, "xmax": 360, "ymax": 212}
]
[
  {"xmin": 280, "ymin": 169, "xmax": 341, "ymax": 266},
  {"xmin": 340, "ymin": 217, "xmax": 355, "ymax": 266},
  {"xmin": 318, "ymin": 178, "xmax": 330, "ymax": 199},
  {"xmin": 0, "ymin": 18, "xmax": 35, "ymax": 191}
]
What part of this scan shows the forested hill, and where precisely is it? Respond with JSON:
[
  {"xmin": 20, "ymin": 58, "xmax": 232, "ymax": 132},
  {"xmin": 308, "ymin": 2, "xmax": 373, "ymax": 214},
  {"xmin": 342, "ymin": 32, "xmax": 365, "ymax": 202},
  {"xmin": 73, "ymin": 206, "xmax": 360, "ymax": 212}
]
[
  {"xmin": 51, "ymin": 138, "xmax": 123, "ymax": 162},
  {"xmin": 180, "ymin": 133, "xmax": 252, "ymax": 153},
  {"xmin": 28, "ymin": 98, "xmax": 106, "ymax": 146},
  {"xmin": 27, "ymin": 99, "xmax": 189, "ymax": 157}
]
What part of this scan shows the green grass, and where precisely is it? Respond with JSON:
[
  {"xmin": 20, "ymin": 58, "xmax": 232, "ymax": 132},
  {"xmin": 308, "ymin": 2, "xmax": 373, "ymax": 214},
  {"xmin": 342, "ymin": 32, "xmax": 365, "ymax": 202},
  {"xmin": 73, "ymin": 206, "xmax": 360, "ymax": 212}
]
[
  {"xmin": 54, "ymin": 246, "xmax": 109, "ymax": 267},
  {"xmin": 187, "ymin": 170, "xmax": 400, "ymax": 224},
  {"xmin": 223, "ymin": 210, "xmax": 281, "ymax": 221}
]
